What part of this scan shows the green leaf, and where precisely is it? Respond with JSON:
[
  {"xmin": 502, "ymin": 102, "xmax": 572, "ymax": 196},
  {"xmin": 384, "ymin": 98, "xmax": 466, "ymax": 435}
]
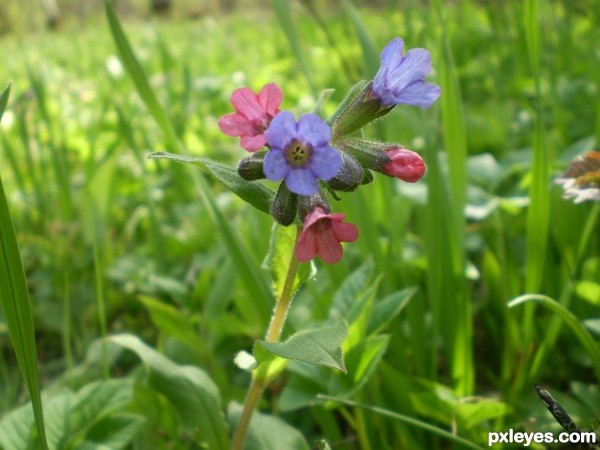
[
  {"xmin": 0, "ymin": 83, "xmax": 49, "ymax": 450},
  {"xmin": 0, "ymin": 380, "xmax": 136, "ymax": 450},
  {"xmin": 367, "ymin": 287, "xmax": 417, "ymax": 335},
  {"xmin": 263, "ymin": 224, "xmax": 297, "ymax": 300},
  {"xmin": 44, "ymin": 391, "xmax": 74, "ymax": 449},
  {"xmin": 108, "ymin": 334, "xmax": 229, "ymax": 450},
  {"xmin": 73, "ymin": 443, "xmax": 114, "ymax": 450},
  {"xmin": 0, "ymin": 399, "xmax": 35, "ymax": 450},
  {"xmin": 256, "ymin": 321, "xmax": 348, "ymax": 372},
  {"xmin": 329, "ymin": 259, "xmax": 373, "ymax": 322},
  {"xmin": 584, "ymin": 318, "xmax": 600, "ymax": 337},
  {"xmin": 575, "ymin": 280, "xmax": 600, "ymax": 306},
  {"xmin": 44, "ymin": 380, "xmax": 133, "ymax": 448},
  {"xmin": 278, "ymin": 372, "xmax": 325, "ymax": 412},
  {"xmin": 262, "ymin": 224, "xmax": 313, "ymax": 300},
  {"xmin": 252, "ymin": 346, "xmax": 289, "ymax": 383},
  {"xmin": 137, "ymin": 296, "xmax": 205, "ymax": 352},
  {"xmin": 149, "ymin": 152, "xmax": 275, "ymax": 216},
  {"xmin": 227, "ymin": 402, "xmax": 310, "ymax": 450},
  {"xmin": 68, "ymin": 380, "xmax": 134, "ymax": 440},
  {"xmin": 344, "ymin": 335, "xmax": 389, "ymax": 393},
  {"xmin": 84, "ymin": 414, "xmax": 145, "ymax": 450}
]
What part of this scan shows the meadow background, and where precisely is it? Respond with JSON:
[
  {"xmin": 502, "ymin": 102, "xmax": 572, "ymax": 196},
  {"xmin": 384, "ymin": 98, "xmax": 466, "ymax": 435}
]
[{"xmin": 0, "ymin": 0, "xmax": 599, "ymax": 449}]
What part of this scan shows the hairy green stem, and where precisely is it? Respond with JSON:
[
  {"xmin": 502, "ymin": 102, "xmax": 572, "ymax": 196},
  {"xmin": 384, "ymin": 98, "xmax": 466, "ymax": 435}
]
[{"xmin": 230, "ymin": 227, "xmax": 301, "ymax": 450}]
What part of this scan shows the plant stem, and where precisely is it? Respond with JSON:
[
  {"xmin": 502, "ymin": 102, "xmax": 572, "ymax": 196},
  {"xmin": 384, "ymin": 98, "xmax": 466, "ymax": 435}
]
[
  {"xmin": 265, "ymin": 237, "xmax": 301, "ymax": 343},
  {"xmin": 229, "ymin": 226, "xmax": 301, "ymax": 450},
  {"xmin": 229, "ymin": 379, "xmax": 266, "ymax": 450}
]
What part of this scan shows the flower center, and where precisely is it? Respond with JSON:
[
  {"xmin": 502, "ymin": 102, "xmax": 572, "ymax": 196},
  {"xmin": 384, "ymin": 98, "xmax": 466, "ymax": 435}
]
[{"xmin": 285, "ymin": 139, "xmax": 313, "ymax": 168}]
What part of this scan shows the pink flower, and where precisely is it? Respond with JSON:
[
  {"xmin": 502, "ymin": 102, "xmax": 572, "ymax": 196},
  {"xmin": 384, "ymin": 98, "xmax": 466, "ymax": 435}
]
[
  {"xmin": 296, "ymin": 207, "xmax": 359, "ymax": 264},
  {"xmin": 382, "ymin": 148, "xmax": 425, "ymax": 182},
  {"xmin": 218, "ymin": 83, "xmax": 283, "ymax": 152}
]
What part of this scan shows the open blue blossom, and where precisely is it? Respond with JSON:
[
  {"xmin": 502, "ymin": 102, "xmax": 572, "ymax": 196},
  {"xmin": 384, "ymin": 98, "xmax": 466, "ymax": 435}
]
[
  {"xmin": 371, "ymin": 37, "xmax": 441, "ymax": 108},
  {"xmin": 264, "ymin": 111, "xmax": 342, "ymax": 196}
]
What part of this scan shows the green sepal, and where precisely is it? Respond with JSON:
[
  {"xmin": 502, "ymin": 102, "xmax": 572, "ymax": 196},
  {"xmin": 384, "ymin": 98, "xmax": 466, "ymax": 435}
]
[
  {"xmin": 326, "ymin": 152, "xmax": 364, "ymax": 192},
  {"xmin": 271, "ymin": 183, "xmax": 298, "ymax": 226},
  {"xmin": 326, "ymin": 80, "xmax": 369, "ymax": 127},
  {"xmin": 336, "ymin": 138, "xmax": 393, "ymax": 170},
  {"xmin": 328, "ymin": 81, "xmax": 394, "ymax": 139},
  {"xmin": 361, "ymin": 168, "xmax": 374, "ymax": 185},
  {"xmin": 238, "ymin": 152, "xmax": 267, "ymax": 181}
]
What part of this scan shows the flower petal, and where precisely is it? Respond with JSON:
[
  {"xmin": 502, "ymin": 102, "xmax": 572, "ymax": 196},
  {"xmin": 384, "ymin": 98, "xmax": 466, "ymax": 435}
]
[
  {"xmin": 218, "ymin": 112, "xmax": 258, "ymax": 137},
  {"xmin": 315, "ymin": 226, "xmax": 344, "ymax": 264},
  {"xmin": 372, "ymin": 37, "xmax": 404, "ymax": 97},
  {"xmin": 230, "ymin": 87, "xmax": 264, "ymax": 122},
  {"xmin": 240, "ymin": 134, "xmax": 267, "ymax": 152},
  {"xmin": 258, "ymin": 83, "xmax": 283, "ymax": 117},
  {"xmin": 380, "ymin": 37, "xmax": 404, "ymax": 69},
  {"xmin": 285, "ymin": 168, "xmax": 318, "ymax": 195},
  {"xmin": 309, "ymin": 146, "xmax": 342, "ymax": 180},
  {"xmin": 302, "ymin": 207, "xmax": 329, "ymax": 230},
  {"xmin": 263, "ymin": 149, "xmax": 289, "ymax": 181},
  {"xmin": 297, "ymin": 113, "xmax": 331, "ymax": 147},
  {"xmin": 331, "ymin": 220, "xmax": 359, "ymax": 243},
  {"xmin": 388, "ymin": 80, "xmax": 441, "ymax": 109},
  {"xmin": 265, "ymin": 111, "xmax": 297, "ymax": 149},
  {"xmin": 295, "ymin": 228, "xmax": 318, "ymax": 262},
  {"xmin": 386, "ymin": 48, "xmax": 432, "ymax": 92}
]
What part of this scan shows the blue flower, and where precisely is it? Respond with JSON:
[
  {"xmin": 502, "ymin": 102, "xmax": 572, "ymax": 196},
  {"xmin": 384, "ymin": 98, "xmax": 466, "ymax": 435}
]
[
  {"xmin": 264, "ymin": 111, "xmax": 342, "ymax": 196},
  {"xmin": 371, "ymin": 37, "xmax": 441, "ymax": 108}
]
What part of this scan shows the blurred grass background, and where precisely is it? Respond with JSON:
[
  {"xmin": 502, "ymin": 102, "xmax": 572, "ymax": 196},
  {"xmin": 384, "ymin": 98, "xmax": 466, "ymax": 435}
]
[{"xmin": 0, "ymin": 0, "xmax": 599, "ymax": 448}]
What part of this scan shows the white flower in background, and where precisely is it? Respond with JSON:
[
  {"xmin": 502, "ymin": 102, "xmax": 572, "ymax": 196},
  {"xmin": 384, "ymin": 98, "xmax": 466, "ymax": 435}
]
[{"xmin": 555, "ymin": 151, "xmax": 600, "ymax": 204}]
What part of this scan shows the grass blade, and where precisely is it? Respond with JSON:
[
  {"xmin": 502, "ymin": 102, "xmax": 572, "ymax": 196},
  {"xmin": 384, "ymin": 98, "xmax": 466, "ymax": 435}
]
[
  {"xmin": 517, "ymin": 0, "xmax": 551, "ymax": 394},
  {"xmin": 343, "ymin": 0, "xmax": 379, "ymax": 77},
  {"xmin": 524, "ymin": 0, "xmax": 550, "ymax": 294},
  {"xmin": 0, "ymin": 84, "xmax": 50, "ymax": 450},
  {"xmin": 271, "ymin": 0, "xmax": 316, "ymax": 95},
  {"xmin": 0, "ymin": 84, "xmax": 9, "ymax": 116},
  {"xmin": 508, "ymin": 294, "xmax": 600, "ymax": 381},
  {"xmin": 104, "ymin": 4, "xmax": 274, "ymax": 323},
  {"xmin": 426, "ymin": 0, "xmax": 473, "ymax": 396},
  {"xmin": 317, "ymin": 395, "xmax": 486, "ymax": 450},
  {"xmin": 105, "ymin": 2, "xmax": 179, "ymax": 152}
]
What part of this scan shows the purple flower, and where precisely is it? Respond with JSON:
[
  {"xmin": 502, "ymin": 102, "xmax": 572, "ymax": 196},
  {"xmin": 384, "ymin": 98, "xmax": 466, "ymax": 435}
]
[
  {"xmin": 264, "ymin": 111, "xmax": 342, "ymax": 196},
  {"xmin": 371, "ymin": 37, "xmax": 441, "ymax": 108}
]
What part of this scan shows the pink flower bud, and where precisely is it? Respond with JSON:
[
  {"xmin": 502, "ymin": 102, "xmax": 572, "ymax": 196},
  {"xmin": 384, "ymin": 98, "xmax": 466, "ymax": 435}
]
[{"xmin": 382, "ymin": 148, "xmax": 425, "ymax": 182}]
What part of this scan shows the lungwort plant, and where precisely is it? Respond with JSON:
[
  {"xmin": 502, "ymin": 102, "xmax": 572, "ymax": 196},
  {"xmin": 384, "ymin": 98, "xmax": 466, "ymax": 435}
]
[
  {"xmin": 149, "ymin": 33, "xmax": 441, "ymax": 449},
  {"xmin": 105, "ymin": 4, "xmax": 443, "ymax": 445}
]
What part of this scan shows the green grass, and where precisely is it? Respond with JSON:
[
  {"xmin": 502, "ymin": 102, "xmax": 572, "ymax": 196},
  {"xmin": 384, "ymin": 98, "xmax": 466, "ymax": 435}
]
[{"xmin": 0, "ymin": 1, "xmax": 599, "ymax": 449}]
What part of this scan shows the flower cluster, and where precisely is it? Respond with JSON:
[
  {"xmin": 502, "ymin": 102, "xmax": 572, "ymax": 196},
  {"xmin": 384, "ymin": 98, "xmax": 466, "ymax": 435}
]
[{"xmin": 219, "ymin": 37, "xmax": 440, "ymax": 264}]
